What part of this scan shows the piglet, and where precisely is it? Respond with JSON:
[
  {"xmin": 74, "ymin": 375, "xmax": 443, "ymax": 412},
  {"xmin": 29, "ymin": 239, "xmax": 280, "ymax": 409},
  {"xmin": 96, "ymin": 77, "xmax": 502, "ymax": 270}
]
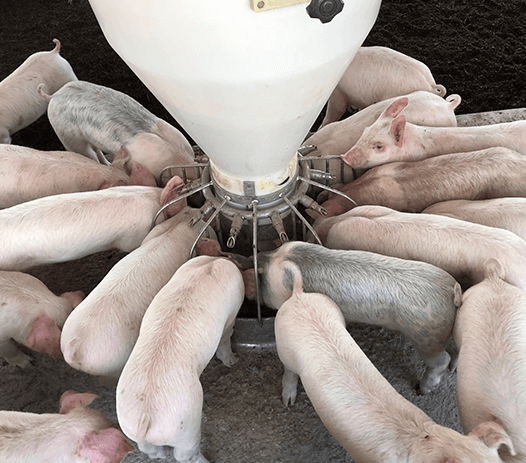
[
  {"xmin": 315, "ymin": 205, "xmax": 526, "ymax": 292},
  {"xmin": 454, "ymin": 258, "xmax": 524, "ymax": 462},
  {"xmin": 0, "ymin": 390, "xmax": 134, "ymax": 463},
  {"xmin": 341, "ymin": 96, "xmax": 526, "ymax": 169},
  {"xmin": 0, "ymin": 270, "xmax": 83, "ymax": 367},
  {"xmin": 61, "ymin": 206, "xmax": 218, "ymax": 380},
  {"xmin": 317, "ymin": 147, "xmax": 526, "ymax": 217},
  {"xmin": 0, "ymin": 175, "xmax": 185, "ymax": 271},
  {"xmin": 116, "ymin": 256, "xmax": 245, "ymax": 463},
  {"xmin": 0, "ymin": 39, "xmax": 77, "ymax": 144},
  {"xmin": 0, "ymin": 144, "xmax": 156, "ymax": 208},
  {"xmin": 39, "ymin": 80, "xmax": 197, "ymax": 184},
  {"xmin": 424, "ymin": 197, "xmax": 526, "ymax": 242},
  {"xmin": 320, "ymin": 46, "xmax": 446, "ymax": 127},
  {"xmin": 274, "ymin": 272, "xmax": 513, "ymax": 462},
  {"xmin": 305, "ymin": 90, "xmax": 460, "ymax": 158},
  {"xmin": 244, "ymin": 241, "xmax": 462, "ymax": 393}
]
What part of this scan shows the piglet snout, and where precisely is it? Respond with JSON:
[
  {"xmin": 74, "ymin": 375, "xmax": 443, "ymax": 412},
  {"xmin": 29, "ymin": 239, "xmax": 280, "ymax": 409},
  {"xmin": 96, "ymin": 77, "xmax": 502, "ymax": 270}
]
[{"xmin": 25, "ymin": 314, "xmax": 62, "ymax": 358}]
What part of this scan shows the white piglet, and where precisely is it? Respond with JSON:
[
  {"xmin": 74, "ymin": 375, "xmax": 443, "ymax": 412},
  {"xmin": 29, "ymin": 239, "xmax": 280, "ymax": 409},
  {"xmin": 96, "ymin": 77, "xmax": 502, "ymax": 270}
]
[
  {"xmin": 317, "ymin": 147, "xmax": 526, "ymax": 218},
  {"xmin": 454, "ymin": 259, "xmax": 525, "ymax": 462},
  {"xmin": 0, "ymin": 144, "xmax": 156, "ymax": 208},
  {"xmin": 0, "ymin": 390, "xmax": 134, "ymax": 463},
  {"xmin": 0, "ymin": 270, "xmax": 84, "ymax": 367},
  {"xmin": 305, "ymin": 90, "xmax": 460, "ymax": 157},
  {"xmin": 424, "ymin": 197, "xmax": 526, "ymax": 242},
  {"xmin": 315, "ymin": 205, "xmax": 526, "ymax": 291},
  {"xmin": 117, "ymin": 256, "xmax": 245, "ymax": 463},
  {"xmin": 320, "ymin": 46, "xmax": 446, "ymax": 127},
  {"xmin": 0, "ymin": 176, "xmax": 185, "ymax": 271},
  {"xmin": 61, "ymin": 207, "xmax": 217, "ymax": 380},
  {"xmin": 0, "ymin": 39, "xmax": 77, "ymax": 144},
  {"xmin": 39, "ymin": 80, "xmax": 196, "ymax": 184},
  {"xmin": 274, "ymin": 273, "xmax": 514, "ymax": 462},
  {"xmin": 341, "ymin": 96, "xmax": 526, "ymax": 169}
]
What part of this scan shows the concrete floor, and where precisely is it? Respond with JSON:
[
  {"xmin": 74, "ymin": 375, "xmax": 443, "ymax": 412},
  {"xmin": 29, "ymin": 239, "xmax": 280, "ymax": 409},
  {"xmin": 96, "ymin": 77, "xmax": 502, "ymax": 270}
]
[{"xmin": 0, "ymin": 307, "xmax": 462, "ymax": 463}]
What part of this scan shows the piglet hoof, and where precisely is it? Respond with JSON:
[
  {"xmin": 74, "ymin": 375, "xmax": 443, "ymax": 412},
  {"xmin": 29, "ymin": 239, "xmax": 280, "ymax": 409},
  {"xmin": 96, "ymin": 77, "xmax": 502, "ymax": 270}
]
[
  {"xmin": 99, "ymin": 375, "xmax": 118, "ymax": 389},
  {"xmin": 7, "ymin": 355, "xmax": 34, "ymax": 370},
  {"xmin": 138, "ymin": 441, "xmax": 170, "ymax": 459},
  {"xmin": 1, "ymin": 347, "xmax": 35, "ymax": 369},
  {"xmin": 282, "ymin": 390, "xmax": 296, "ymax": 407},
  {"xmin": 17, "ymin": 357, "xmax": 35, "ymax": 369},
  {"xmin": 217, "ymin": 352, "xmax": 238, "ymax": 368},
  {"xmin": 416, "ymin": 371, "xmax": 445, "ymax": 396},
  {"xmin": 447, "ymin": 346, "xmax": 459, "ymax": 372},
  {"xmin": 415, "ymin": 383, "xmax": 426, "ymax": 396}
]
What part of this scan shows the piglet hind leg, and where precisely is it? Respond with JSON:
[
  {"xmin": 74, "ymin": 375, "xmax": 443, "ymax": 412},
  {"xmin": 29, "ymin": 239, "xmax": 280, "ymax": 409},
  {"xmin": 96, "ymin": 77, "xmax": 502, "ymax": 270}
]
[
  {"xmin": 215, "ymin": 318, "xmax": 238, "ymax": 367},
  {"xmin": 138, "ymin": 441, "xmax": 170, "ymax": 459},
  {"xmin": 446, "ymin": 342, "xmax": 460, "ymax": 372},
  {"xmin": 282, "ymin": 368, "xmax": 300, "ymax": 406},
  {"xmin": 173, "ymin": 446, "xmax": 210, "ymax": 463},
  {"xmin": 0, "ymin": 338, "xmax": 33, "ymax": 368},
  {"xmin": 90, "ymin": 145, "xmax": 111, "ymax": 165}
]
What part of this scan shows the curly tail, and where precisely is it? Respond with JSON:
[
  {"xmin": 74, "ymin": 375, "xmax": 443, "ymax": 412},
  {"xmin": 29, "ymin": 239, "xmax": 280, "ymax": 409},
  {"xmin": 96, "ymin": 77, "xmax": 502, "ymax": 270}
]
[
  {"xmin": 51, "ymin": 38, "xmax": 61, "ymax": 53},
  {"xmin": 434, "ymin": 84, "xmax": 447, "ymax": 96},
  {"xmin": 446, "ymin": 93, "xmax": 462, "ymax": 110},
  {"xmin": 37, "ymin": 83, "xmax": 53, "ymax": 101},
  {"xmin": 283, "ymin": 262, "xmax": 304, "ymax": 296}
]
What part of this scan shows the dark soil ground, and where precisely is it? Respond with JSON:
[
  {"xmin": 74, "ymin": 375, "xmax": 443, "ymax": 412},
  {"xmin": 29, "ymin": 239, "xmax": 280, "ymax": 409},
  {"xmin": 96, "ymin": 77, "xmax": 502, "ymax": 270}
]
[{"xmin": 1, "ymin": 1, "xmax": 526, "ymax": 462}]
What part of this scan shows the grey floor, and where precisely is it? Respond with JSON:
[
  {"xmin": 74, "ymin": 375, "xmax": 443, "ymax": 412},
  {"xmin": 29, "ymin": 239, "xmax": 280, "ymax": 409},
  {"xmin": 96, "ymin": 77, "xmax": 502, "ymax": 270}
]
[{"xmin": 0, "ymin": 312, "xmax": 461, "ymax": 463}]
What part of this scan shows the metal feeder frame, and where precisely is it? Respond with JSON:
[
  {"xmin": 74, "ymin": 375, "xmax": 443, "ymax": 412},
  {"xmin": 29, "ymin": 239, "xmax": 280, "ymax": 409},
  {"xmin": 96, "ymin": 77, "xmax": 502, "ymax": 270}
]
[{"xmin": 152, "ymin": 150, "xmax": 357, "ymax": 325}]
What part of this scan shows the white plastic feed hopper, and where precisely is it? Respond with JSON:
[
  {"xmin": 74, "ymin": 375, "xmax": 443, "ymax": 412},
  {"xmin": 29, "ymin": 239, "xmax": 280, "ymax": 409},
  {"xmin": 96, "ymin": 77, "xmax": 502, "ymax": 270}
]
[{"xmin": 87, "ymin": 0, "xmax": 381, "ymax": 196}]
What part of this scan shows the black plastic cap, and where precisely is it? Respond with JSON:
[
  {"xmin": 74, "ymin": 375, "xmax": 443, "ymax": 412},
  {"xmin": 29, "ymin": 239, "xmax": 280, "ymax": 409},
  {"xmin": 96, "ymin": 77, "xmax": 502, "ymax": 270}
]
[{"xmin": 306, "ymin": 0, "xmax": 344, "ymax": 23}]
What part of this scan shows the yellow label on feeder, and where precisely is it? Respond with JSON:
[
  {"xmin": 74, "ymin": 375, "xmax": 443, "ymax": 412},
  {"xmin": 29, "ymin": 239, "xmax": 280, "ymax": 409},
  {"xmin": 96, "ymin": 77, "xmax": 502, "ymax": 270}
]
[{"xmin": 250, "ymin": 0, "xmax": 310, "ymax": 12}]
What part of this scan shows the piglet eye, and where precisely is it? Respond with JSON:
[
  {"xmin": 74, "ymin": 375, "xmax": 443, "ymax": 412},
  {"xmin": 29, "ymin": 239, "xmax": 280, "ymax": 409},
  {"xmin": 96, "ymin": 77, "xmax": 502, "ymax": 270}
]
[{"xmin": 375, "ymin": 143, "xmax": 384, "ymax": 151}]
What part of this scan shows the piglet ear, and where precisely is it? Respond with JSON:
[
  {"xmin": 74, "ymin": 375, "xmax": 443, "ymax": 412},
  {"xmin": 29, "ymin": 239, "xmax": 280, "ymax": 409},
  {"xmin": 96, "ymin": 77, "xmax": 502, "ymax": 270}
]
[
  {"xmin": 110, "ymin": 146, "xmax": 132, "ymax": 172},
  {"xmin": 242, "ymin": 269, "xmax": 258, "ymax": 299},
  {"xmin": 382, "ymin": 97, "xmax": 409, "ymax": 119},
  {"xmin": 197, "ymin": 237, "xmax": 222, "ymax": 256},
  {"xmin": 78, "ymin": 428, "xmax": 135, "ymax": 463},
  {"xmin": 390, "ymin": 114, "xmax": 407, "ymax": 148},
  {"xmin": 129, "ymin": 162, "xmax": 157, "ymax": 187},
  {"xmin": 242, "ymin": 268, "xmax": 264, "ymax": 299},
  {"xmin": 469, "ymin": 421, "xmax": 516, "ymax": 456},
  {"xmin": 59, "ymin": 390, "xmax": 100, "ymax": 414}
]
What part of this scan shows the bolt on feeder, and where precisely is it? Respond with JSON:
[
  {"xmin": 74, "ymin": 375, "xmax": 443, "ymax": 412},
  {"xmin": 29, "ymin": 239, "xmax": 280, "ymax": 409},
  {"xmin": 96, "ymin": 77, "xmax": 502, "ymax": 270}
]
[{"xmin": 87, "ymin": 0, "xmax": 382, "ymax": 322}]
